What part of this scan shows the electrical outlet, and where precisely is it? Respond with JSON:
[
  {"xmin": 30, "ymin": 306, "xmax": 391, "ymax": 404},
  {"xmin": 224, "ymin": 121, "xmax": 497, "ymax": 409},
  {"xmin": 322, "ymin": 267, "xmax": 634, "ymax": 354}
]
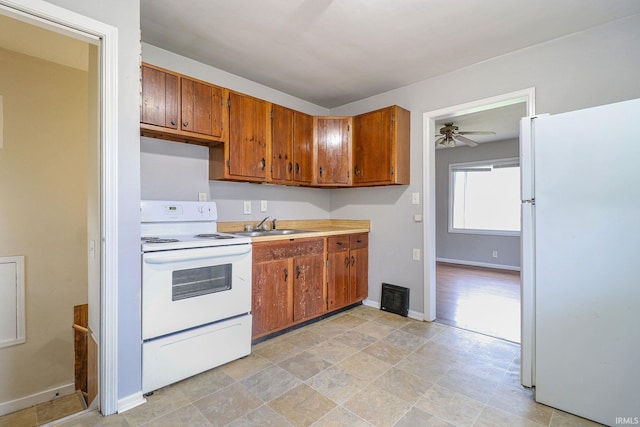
[
  {"xmin": 243, "ymin": 201, "xmax": 251, "ymax": 215},
  {"xmin": 260, "ymin": 200, "xmax": 268, "ymax": 212},
  {"xmin": 412, "ymin": 192, "xmax": 420, "ymax": 205},
  {"xmin": 198, "ymin": 192, "xmax": 207, "ymax": 201},
  {"xmin": 413, "ymin": 248, "xmax": 421, "ymax": 261},
  {"xmin": 492, "ymin": 250, "xmax": 498, "ymax": 258}
]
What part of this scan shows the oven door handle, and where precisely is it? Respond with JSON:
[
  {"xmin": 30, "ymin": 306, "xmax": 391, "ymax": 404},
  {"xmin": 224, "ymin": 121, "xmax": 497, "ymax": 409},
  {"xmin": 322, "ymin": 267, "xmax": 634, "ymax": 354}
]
[{"xmin": 143, "ymin": 245, "xmax": 251, "ymax": 264}]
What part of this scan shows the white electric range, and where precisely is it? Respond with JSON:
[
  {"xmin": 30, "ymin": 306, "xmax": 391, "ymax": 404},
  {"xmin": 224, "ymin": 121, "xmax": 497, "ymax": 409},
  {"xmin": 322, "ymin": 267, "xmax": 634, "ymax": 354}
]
[{"xmin": 140, "ymin": 200, "xmax": 252, "ymax": 393}]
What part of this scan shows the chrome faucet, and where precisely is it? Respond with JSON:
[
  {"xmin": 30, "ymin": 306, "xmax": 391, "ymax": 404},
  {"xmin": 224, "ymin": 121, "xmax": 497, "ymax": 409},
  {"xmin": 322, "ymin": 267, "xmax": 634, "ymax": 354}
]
[{"xmin": 256, "ymin": 216, "xmax": 270, "ymax": 230}]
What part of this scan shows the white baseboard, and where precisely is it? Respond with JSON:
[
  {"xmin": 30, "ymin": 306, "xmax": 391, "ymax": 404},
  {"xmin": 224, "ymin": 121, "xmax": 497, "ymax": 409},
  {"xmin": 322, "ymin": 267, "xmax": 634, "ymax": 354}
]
[
  {"xmin": 0, "ymin": 383, "xmax": 75, "ymax": 416},
  {"xmin": 436, "ymin": 257, "xmax": 520, "ymax": 272},
  {"xmin": 117, "ymin": 392, "xmax": 146, "ymax": 414},
  {"xmin": 362, "ymin": 299, "xmax": 425, "ymax": 321}
]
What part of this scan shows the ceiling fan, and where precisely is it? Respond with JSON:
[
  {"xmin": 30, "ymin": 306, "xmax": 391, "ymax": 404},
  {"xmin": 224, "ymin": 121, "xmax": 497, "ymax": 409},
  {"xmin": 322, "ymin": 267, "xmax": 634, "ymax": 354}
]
[{"xmin": 435, "ymin": 122, "xmax": 496, "ymax": 148}]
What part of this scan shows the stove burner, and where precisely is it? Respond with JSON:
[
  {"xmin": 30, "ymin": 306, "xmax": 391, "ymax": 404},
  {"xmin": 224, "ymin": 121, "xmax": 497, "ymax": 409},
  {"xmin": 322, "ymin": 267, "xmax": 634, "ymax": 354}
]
[
  {"xmin": 195, "ymin": 233, "xmax": 235, "ymax": 240},
  {"xmin": 142, "ymin": 237, "xmax": 180, "ymax": 243}
]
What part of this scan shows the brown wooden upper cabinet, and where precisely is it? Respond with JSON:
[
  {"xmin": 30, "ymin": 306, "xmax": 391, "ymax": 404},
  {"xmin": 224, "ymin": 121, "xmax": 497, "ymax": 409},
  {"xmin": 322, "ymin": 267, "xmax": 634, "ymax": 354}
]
[
  {"xmin": 314, "ymin": 116, "xmax": 353, "ymax": 186},
  {"xmin": 210, "ymin": 91, "xmax": 271, "ymax": 182},
  {"xmin": 353, "ymin": 105, "xmax": 410, "ymax": 186},
  {"xmin": 140, "ymin": 64, "xmax": 227, "ymax": 146},
  {"xmin": 271, "ymin": 105, "xmax": 314, "ymax": 185}
]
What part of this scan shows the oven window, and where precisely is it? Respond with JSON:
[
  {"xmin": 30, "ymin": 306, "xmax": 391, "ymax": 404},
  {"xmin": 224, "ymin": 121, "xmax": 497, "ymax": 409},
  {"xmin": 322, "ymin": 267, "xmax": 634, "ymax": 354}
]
[{"xmin": 172, "ymin": 264, "xmax": 232, "ymax": 301}]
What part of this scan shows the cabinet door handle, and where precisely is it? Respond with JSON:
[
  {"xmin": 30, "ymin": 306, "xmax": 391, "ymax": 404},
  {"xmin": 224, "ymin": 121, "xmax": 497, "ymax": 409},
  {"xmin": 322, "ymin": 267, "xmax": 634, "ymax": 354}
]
[
  {"xmin": 295, "ymin": 163, "xmax": 300, "ymax": 174},
  {"xmin": 351, "ymin": 256, "xmax": 355, "ymax": 266},
  {"xmin": 345, "ymin": 256, "xmax": 350, "ymax": 267},
  {"xmin": 261, "ymin": 158, "xmax": 266, "ymax": 170},
  {"xmin": 319, "ymin": 166, "xmax": 323, "ymax": 177},
  {"xmin": 284, "ymin": 268, "xmax": 288, "ymax": 282},
  {"xmin": 354, "ymin": 165, "xmax": 360, "ymax": 176},
  {"xmin": 296, "ymin": 265, "xmax": 301, "ymax": 279},
  {"xmin": 170, "ymin": 119, "xmax": 177, "ymax": 126},
  {"xmin": 183, "ymin": 121, "xmax": 189, "ymax": 127},
  {"xmin": 357, "ymin": 239, "xmax": 362, "ymax": 243},
  {"xmin": 288, "ymin": 162, "xmax": 293, "ymax": 173},
  {"xmin": 336, "ymin": 241, "xmax": 343, "ymax": 246}
]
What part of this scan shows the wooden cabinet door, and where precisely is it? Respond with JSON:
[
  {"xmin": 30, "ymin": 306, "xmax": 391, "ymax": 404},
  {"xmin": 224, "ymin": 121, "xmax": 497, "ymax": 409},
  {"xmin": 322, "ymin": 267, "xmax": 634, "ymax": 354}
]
[
  {"xmin": 350, "ymin": 247, "xmax": 369, "ymax": 303},
  {"xmin": 252, "ymin": 259, "xmax": 291, "ymax": 337},
  {"xmin": 327, "ymin": 235, "xmax": 351, "ymax": 310},
  {"xmin": 293, "ymin": 111, "xmax": 313, "ymax": 184},
  {"xmin": 141, "ymin": 65, "xmax": 178, "ymax": 129},
  {"xmin": 353, "ymin": 107, "xmax": 392, "ymax": 184},
  {"xmin": 349, "ymin": 234, "xmax": 368, "ymax": 303},
  {"xmin": 271, "ymin": 104, "xmax": 294, "ymax": 182},
  {"xmin": 180, "ymin": 78, "xmax": 225, "ymax": 139},
  {"xmin": 293, "ymin": 253, "xmax": 325, "ymax": 322},
  {"xmin": 272, "ymin": 107, "xmax": 313, "ymax": 185},
  {"xmin": 228, "ymin": 92, "xmax": 270, "ymax": 180},
  {"xmin": 315, "ymin": 117, "xmax": 352, "ymax": 186},
  {"xmin": 327, "ymin": 251, "xmax": 350, "ymax": 310},
  {"xmin": 353, "ymin": 105, "xmax": 410, "ymax": 186}
]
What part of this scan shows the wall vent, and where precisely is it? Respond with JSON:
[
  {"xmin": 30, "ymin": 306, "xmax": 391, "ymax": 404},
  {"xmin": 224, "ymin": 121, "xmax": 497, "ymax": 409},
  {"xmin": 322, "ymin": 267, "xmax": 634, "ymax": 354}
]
[{"xmin": 380, "ymin": 283, "xmax": 409, "ymax": 317}]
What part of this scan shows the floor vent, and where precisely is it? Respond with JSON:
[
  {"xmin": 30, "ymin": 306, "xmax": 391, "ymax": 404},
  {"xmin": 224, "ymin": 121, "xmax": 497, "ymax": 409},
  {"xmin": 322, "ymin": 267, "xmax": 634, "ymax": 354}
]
[{"xmin": 380, "ymin": 283, "xmax": 409, "ymax": 317}]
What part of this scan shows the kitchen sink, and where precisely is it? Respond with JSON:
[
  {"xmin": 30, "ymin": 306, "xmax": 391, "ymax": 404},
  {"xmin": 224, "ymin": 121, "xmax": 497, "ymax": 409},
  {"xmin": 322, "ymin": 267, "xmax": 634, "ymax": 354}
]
[{"xmin": 233, "ymin": 229, "xmax": 314, "ymax": 237}]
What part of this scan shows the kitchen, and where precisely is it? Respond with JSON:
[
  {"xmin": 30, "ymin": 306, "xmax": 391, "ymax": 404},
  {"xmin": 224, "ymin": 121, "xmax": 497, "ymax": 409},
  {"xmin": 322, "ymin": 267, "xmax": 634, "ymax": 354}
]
[{"xmin": 1, "ymin": 0, "xmax": 639, "ymax": 426}]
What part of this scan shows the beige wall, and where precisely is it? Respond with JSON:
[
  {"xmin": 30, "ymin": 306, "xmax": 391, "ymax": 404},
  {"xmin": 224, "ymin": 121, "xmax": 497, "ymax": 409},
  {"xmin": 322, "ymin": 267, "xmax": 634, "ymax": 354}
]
[{"xmin": 0, "ymin": 47, "xmax": 88, "ymax": 403}]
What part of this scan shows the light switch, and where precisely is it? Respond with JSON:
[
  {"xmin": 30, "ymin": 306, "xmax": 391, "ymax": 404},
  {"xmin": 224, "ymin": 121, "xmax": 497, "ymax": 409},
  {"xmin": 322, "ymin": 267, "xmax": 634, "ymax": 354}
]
[
  {"xmin": 411, "ymin": 192, "xmax": 420, "ymax": 205},
  {"xmin": 243, "ymin": 201, "xmax": 251, "ymax": 215},
  {"xmin": 260, "ymin": 200, "xmax": 268, "ymax": 212}
]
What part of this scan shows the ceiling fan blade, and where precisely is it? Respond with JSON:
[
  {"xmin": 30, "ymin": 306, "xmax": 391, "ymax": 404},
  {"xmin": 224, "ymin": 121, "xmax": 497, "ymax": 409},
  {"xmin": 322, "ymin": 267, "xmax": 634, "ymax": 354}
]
[
  {"xmin": 453, "ymin": 135, "xmax": 479, "ymax": 147},
  {"xmin": 457, "ymin": 131, "xmax": 496, "ymax": 135}
]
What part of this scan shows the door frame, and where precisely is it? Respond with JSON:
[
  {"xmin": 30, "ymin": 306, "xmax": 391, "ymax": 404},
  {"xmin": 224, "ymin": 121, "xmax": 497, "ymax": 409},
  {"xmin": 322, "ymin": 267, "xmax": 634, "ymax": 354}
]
[
  {"xmin": 0, "ymin": 0, "xmax": 119, "ymax": 416},
  {"xmin": 422, "ymin": 88, "xmax": 536, "ymax": 319}
]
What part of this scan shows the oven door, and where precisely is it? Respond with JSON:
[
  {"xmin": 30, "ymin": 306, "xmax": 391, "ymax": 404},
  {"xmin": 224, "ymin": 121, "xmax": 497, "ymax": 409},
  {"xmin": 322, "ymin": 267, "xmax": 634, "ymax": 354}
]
[{"xmin": 142, "ymin": 243, "xmax": 252, "ymax": 340}]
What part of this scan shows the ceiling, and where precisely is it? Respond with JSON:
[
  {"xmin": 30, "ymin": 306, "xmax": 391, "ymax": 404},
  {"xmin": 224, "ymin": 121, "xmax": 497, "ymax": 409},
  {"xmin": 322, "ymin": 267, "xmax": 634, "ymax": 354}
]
[
  {"xmin": 434, "ymin": 102, "xmax": 527, "ymax": 148},
  {"xmin": 141, "ymin": 0, "xmax": 640, "ymax": 108}
]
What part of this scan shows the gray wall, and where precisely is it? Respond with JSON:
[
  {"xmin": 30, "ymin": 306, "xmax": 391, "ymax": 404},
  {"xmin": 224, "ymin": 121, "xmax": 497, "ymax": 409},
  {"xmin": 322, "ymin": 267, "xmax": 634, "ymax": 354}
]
[
  {"xmin": 435, "ymin": 139, "xmax": 520, "ymax": 269},
  {"xmin": 330, "ymin": 14, "xmax": 640, "ymax": 315},
  {"xmin": 141, "ymin": 137, "xmax": 331, "ymax": 221}
]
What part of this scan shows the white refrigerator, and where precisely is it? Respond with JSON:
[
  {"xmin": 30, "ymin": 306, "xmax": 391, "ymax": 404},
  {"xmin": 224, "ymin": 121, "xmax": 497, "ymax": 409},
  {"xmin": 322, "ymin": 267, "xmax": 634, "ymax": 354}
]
[{"xmin": 520, "ymin": 98, "xmax": 640, "ymax": 425}]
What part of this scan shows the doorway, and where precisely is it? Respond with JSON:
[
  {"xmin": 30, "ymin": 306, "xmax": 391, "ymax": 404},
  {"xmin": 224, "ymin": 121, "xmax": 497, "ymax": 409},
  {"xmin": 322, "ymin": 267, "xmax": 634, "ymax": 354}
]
[
  {"xmin": 422, "ymin": 89, "xmax": 535, "ymax": 345},
  {"xmin": 0, "ymin": 6, "xmax": 107, "ymax": 422}
]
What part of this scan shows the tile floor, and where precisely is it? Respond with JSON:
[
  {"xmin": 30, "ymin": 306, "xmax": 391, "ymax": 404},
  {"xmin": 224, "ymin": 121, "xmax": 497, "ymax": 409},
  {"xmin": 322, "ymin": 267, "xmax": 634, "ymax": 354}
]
[
  {"xmin": 0, "ymin": 391, "xmax": 86, "ymax": 427},
  {"xmin": 30, "ymin": 305, "xmax": 600, "ymax": 426}
]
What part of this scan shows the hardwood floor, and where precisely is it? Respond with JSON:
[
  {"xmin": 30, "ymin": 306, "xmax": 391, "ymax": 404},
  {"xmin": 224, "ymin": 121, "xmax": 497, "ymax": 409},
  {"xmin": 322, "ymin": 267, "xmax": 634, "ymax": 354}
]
[{"xmin": 436, "ymin": 262, "xmax": 521, "ymax": 343}]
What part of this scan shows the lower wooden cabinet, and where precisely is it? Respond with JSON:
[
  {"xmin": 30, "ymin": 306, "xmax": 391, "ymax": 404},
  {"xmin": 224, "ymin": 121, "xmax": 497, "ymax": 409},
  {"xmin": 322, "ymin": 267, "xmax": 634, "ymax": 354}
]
[
  {"xmin": 251, "ymin": 237, "xmax": 326, "ymax": 339},
  {"xmin": 251, "ymin": 233, "xmax": 368, "ymax": 340},
  {"xmin": 327, "ymin": 233, "xmax": 368, "ymax": 310},
  {"xmin": 252, "ymin": 259, "xmax": 290, "ymax": 336}
]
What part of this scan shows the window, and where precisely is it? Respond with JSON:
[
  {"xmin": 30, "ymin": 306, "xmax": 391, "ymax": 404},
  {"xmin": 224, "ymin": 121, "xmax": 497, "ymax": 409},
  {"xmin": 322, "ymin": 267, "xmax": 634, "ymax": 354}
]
[{"xmin": 449, "ymin": 158, "xmax": 520, "ymax": 235}]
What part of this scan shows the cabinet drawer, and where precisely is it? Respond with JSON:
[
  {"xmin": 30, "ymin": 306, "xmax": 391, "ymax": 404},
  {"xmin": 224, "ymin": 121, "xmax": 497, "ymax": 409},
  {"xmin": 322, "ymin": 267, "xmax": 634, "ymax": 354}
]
[
  {"xmin": 253, "ymin": 238, "xmax": 325, "ymax": 263},
  {"xmin": 327, "ymin": 236, "xmax": 350, "ymax": 253},
  {"xmin": 350, "ymin": 233, "xmax": 368, "ymax": 249}
]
